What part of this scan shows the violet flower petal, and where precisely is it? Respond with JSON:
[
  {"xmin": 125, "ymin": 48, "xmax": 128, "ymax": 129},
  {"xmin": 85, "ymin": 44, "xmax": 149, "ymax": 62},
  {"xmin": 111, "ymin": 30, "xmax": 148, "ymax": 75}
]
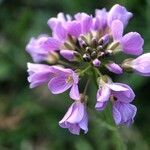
[
  {"xmin": 48, "ymin": 75, "xmax": 72, "ymax": 94},
  {"xmin": 106, "ymin": 62, "xmax": 123, "ymax": 74},
  {"xmin": 121, "ymin": 32, "xmax": 144, "ymax": 55},
  {"xmin": 113, "ymin": 102, "xmax": 137, "ymax": 126},
  {"xmin": 107, "ymin": 4, "xmax": 132, "ymax": 27},
  {"xmin": 111, "ymin": 20, "xmax": 123, "ymax": 40},
  {"xmin": 131, "ymin": 53, "xmax": 150, "ymax": 76}
]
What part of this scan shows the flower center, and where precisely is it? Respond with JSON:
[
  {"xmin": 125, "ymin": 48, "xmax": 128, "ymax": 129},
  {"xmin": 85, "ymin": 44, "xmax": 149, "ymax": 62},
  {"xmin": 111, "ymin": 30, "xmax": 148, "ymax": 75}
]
[
  {"xmin": 66, "ymin": 75, "xmax": 73, "ymax": 84},
  {"xmin": 80, "ymin": 34, "xmax": 113, "ymax": 62}
]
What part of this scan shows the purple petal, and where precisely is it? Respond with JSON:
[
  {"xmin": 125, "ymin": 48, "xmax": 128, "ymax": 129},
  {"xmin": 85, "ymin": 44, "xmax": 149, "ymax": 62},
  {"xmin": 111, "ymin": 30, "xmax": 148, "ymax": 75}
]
[
  {"xmin": 110, "ymin": 83, "xmax": 135, "ymax": 103},
  {"xmin": 48, "ymin": 75, "xmax": 72, "ymax": 94},
  {"xmin": 28, "ymin": 71, "xmax": 52, "ymax": 88},
  {"xmin": 113, "ymin": 104, "xmax": 121, "ymax": 125},
  {"xmin": 68, "ymin": 124, "xmax": 80, "ymax": 135},
  {"xmin": 121, "ymin": 32, "xmax": 144, "ymax": 55},
  {"xmin": 67, "ymin": 102, "xmax": 84, "ymax": 123},
  {"xmin": 93, "ymin": 8, "xmax": 107, "ymax": 30},
  {"xmin": 131, "ymin": 53, "xmax": 150, "ymax": 76},
  {"xmin": 75, "ymin": 13, "xmax": 92, "ymax": 34},
  {"xmin": 27, "ymin": 63, "xmax": 54, "ymax": 88},
  {"xmin": 97, "ymin": 86, "xmax": 111, "ymax": 102},
  {"xmin": 108, "ymin": 4, "xmax": 132, "ymax": 27},
  {"xmin": 43, "ymin": 37, "xmax": 61, "ymax": 51},
  {"xmin": 60, "ymin": 50, "xmax": 77, "ymax": 61},
  {"xmin": 59, "ymin": 103, "xmax": 74, "ymax": 128},
  {"xmin": 106, "ymin": 62, "xmax": 123, "ymax": 74},
  {"xmin": 26, "ymin": 35, "xmax": 60, "ymax": 62},
  {"xmin": 113, "ymin": 102, "xmax": 137, "ymax": 126},
  {"xmin": 95, "ymin": 101, "xmax": 108, "ymax": 111},
  {"xmin": 67, "ymin": 21, "xmax": 81, "ymax": 37},
  {"xmin": 54, "ymin": 22, "xmax": 67, "ymax": 40},
  {"xmin": 95, "ymin": 85, "xmax": 111, "ymax": 111},
  {"xmin": 78, "ymin": 111, "xmax": 88, "ymax": 134},
  {"xmin": 111, "ymin": 20, "xmax": 123, "ymax": 40},
  {"xmin": 69, "ymin": 84, "xmax": 80, "ymax": 100},
  {"xmin": 107, "ymin": 83, "xmax": 128, "ymax": 92}
]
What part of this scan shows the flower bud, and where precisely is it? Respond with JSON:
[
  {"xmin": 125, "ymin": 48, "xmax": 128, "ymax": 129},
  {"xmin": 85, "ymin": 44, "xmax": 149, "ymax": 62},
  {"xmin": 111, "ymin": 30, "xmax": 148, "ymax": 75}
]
[
  {"xmin": 123, "ymin": 53, "xmax": 150, "ymax": 76},
  {"xmin": 106, "ymin": 61, "xmax": 123, "ymax": 74},
  {"xmin": 60, "ymin": 50, "xmax": 80, "ymax": 61},
  {"xmin": 92, "ymin": 59, "xmax": 101, "ymax": 67}
]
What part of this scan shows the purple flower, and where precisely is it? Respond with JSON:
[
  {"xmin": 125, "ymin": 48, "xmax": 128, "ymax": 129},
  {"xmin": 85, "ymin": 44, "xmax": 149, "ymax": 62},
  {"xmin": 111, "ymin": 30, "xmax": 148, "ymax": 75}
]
[
  {"xmin": 59, "ymin": 101, "xmax": 88, "ymax": 135},
  {"xmin": 27, "ymin": 63, "xmax": 80, "ymax": 100},
  {"xmin": 26, "ymin": 35, "xmax": 61, "ymax": 62},
  {"xmin": 111, "ymin": 20, "xmax": 144, "ymax": 55},
  {"xmin": 106, "ymin": 62, "xmax": 123, "ymax": 74},
  {"xmin": 129, "ymin": 53, "xmax": 150, "ymax": 76},
  {"xmin": 96, "ymin": 77, "xmax": 136, "ymax": 126},
  {"xmin": 107, "ymin": 4, "xmax": 132, "ymax": 27},
  {"xmin": 27, "ymin": 63, "xmax": 55, "ymax": 88},
  {"xmin": 48, "ymin": 66, "xmax": 80, "ymax": 100}
]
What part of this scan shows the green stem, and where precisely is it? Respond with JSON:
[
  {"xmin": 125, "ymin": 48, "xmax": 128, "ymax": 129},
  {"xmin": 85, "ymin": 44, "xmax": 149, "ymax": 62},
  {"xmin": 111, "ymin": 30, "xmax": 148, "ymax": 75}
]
[
  {"xmin": 78, "ymin": 65, "xmax": 91, "ymax": 76},
  {"xmin": 83, "ymin": 78, "xmax": 90, "ymax": 95}
]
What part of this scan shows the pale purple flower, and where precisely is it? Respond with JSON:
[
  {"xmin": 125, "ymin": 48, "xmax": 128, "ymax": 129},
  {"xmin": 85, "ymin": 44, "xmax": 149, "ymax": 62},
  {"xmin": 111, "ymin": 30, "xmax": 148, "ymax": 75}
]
[
  {"xmin": 48, "ymin": 66, "xmax": 80, "ymax": 100},
  {"xmin": 106, "ymin": 62, "xmax": 123, "ymax": 74},
  {"xmin": 129, "ymin": 53, "xmax": 150, "ymax": 76},
  {"xmin": 96, "ymin": 78, "xmax": 136, "ymax": 126},
  {"xmin": 107, "ymin": 4, "xmax": 132, "ymax": 27},
  {"xmin": 27, "ymin": 63, "xmax": 80, "ymax": 100},
  {"xmin": 26, "ymin": 4, "xmax": 147, "ymax": 132},
  {"xmin": 111, "ymin": 20, "xmax": 144, "ymax": 55},
  {"xmin": 26, "ymin": 35, "xmax": 61, "ymax": 62},
  {"xmin": 59, "ymin": 101, "xmax": 88, "ymax": 135}
]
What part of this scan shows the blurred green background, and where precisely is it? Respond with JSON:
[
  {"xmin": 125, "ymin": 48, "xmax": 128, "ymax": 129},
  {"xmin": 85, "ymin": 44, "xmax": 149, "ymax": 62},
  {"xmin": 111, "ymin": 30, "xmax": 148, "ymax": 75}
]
[{"xmin": 0, "ymin": 0, "xmax": 150, "ymax": 149}]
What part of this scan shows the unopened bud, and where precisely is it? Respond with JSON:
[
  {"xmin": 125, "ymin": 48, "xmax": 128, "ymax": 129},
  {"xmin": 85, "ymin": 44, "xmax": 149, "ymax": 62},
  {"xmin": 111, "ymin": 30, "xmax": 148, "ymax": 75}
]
[
  {"xmin": 92, "ymin": 59, "xmax": 101, "ymax": 67},
  {"xmin": 60, "ymin": 50, "xmax": 80, "ymax": 61}
]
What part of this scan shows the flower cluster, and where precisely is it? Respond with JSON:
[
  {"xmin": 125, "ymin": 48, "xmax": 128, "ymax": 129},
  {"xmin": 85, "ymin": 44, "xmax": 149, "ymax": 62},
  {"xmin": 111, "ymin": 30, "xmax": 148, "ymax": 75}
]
[{"xmin": 26, "ymin": 4, "xmax": 150, "ymax": 135}]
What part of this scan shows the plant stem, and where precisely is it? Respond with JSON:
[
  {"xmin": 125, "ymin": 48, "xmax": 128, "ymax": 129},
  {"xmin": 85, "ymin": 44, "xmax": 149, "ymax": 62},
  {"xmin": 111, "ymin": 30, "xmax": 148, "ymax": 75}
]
[
  {"xmin": 79, "ymin": 65, "xmax": 91, "ymax": 76},
  {"xmin": 83, "ymin": 78, "xmax": 90, "ymax": 95}
]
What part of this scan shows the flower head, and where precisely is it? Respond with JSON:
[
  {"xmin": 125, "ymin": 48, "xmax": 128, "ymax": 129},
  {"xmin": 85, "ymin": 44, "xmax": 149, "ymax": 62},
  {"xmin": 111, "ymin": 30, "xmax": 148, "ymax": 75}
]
[{"xmin": 26, "ymin": 4, "xmax": 149, "ymax": 134}]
